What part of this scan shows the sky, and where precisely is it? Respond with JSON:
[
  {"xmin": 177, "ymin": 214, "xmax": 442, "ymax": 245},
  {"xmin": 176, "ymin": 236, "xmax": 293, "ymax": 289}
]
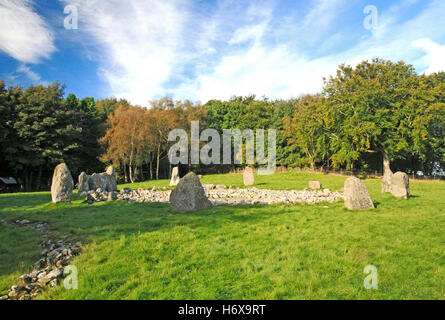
[{"xmin": 0, "ymin": 0, "xmax": 444, "ymax": 107}]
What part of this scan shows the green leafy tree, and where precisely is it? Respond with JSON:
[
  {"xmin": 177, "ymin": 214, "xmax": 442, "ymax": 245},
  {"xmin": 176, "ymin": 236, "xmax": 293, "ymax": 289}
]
[
  {"xmin": 284, "ymin": 95, "xmax": 331, "ymax": 169},
  {"xmin": 7, "ymin": 82, "xmax": 81, "ymax": 190},
  {"xmin": 323, "ymin": 58, "xmax": 442, "ymax": 174}
]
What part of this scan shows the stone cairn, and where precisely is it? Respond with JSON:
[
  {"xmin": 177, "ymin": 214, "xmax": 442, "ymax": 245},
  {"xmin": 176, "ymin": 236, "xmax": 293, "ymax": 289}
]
[
  {"xmin": 170, "ymin": 172, "xmax": 213, "ymax": 213},
  {"xmin": 170, "ymin": 167, "xmax": 180, "ymax": 186},
  {"xmin": 77, "ymin": 166, "xmax": 118, "ymax": 203},
  {"xmin": 0, "ymin": 219, "xmax": 83, "ymax": 300},
  {"xmin": 51, "ymin": 163, "xmax": 74, "ymax": 203},
  {"xmin": 243, "ymin": 167, "xmax": 255, "ymax": 186},
  {"xmin": 343, "ymin": 177, "xmax": 375, "ymax": 210},
  {"xmin": 391, "ymin": 172, "xmax": 410, "ymax": 199}
]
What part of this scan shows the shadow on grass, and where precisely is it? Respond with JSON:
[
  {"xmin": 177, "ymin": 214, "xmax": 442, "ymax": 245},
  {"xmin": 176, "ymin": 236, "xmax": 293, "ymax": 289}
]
[
  {"xmin": 0, "ymin": 193, "xmax": 301, "ymax": 281},
  {"xmin": 0, "ymin": 192, "xmax": 52, "ymax": 211}
]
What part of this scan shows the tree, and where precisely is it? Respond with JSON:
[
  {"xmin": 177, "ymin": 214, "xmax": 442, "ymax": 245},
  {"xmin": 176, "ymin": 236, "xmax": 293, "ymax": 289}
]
[
  {"xmin": 101, "ymin": 104, "xmax": 151, "ymax": 183},
  {"xmin": 322, "ymin": 58, "xmax": 438, "ymax": 175},
  {"xmin": 283, "ymin": 95, "xmax": 331, "ymax": 169},
  {"xmin": 270, "ymin": 99, "xmax": 297, "ymax": 167},
  {"xmin": 65, "ymin": 94, "xmax": 104, "ymax": 175},
  {"xmin": 0, "ymin": 81, "xmax": 23, "ymax": 178},
  {"xmin": 8, "ymin": 82, "xmax": 82, "ymax": 190}
]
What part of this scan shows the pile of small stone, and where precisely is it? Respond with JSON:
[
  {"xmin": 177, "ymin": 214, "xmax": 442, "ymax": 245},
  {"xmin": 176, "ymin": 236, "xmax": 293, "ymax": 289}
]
[
  {"xmin": 0, "ymin": 220, "xmax": 83, "ymax": 300},
  {"xmin": 1, "ymin": 219, "xmax": 48, "ymax": 234},
  {"xmin": 14, "ymin": 219, "xmax": 49, "ymax": 232},
  {"xmin": 1, "ymin": 240, "xmax": 83, "ymax": 300},
  {"xmin": 85, "ymin": 188, "xmax": 118, "ymax": 204}
]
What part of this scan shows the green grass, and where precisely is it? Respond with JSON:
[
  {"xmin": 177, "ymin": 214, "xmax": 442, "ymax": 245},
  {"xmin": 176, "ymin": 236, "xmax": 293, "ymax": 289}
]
[{"xmin": 0, "ymin": 172, "xmax": 444, "ymax": 300}]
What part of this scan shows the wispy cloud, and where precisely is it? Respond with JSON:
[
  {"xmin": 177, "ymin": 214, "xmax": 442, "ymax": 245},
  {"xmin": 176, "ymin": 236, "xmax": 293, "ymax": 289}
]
[
  {"xmin": 184, "ymin": 0, "xmax": 445, "ymax": 102},
  {"xmin": 0, "ymin": 0, "xmax": 55, "ymax": 63},
  {"xmin": 59, "ymin": 0, "xmax": 445, "ymax": 105},
  {"xmin": 412, "ymin": 38, "xmax": 445, "ymax": 75},
  {"xmin": 16, "ymin": 64, "xmax": 42, "ymax": 83},
  {"xmin": 60, "ymin": 0, "xmax": 191, "ymax": 105}
]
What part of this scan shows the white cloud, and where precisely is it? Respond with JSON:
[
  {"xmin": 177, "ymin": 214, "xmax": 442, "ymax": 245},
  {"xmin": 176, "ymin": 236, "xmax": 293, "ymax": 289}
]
[
  {"xmin": 17, "ymin": 64, "xmax": 42, "ymax": 83},
  {"xmin": 412, "ymin": 38, "xmax": 445, "ymax": 74},
  {"xmin": 59, "ymin": 0, "xmax": 445, "ymax": 104},
  {"xmin": 0, "ymin": 0, "xmax": 55, "ymax": 63},
  {"xmin": 180, "ymin": 0, "xmax": 445, "ymax": 102},
  {"xmin": 60, "ymin": 0, "xmax": 191, "ymax": 106}
]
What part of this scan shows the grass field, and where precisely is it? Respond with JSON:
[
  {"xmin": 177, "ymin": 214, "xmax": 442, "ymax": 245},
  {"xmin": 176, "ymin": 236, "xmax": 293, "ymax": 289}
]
[{"xmin": 0, "ymin": 172, "xmax": 444, "ymax": 300}]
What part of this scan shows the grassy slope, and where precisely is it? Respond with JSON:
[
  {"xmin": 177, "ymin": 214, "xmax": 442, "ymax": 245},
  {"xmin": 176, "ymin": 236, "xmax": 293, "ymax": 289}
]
[{"xmin": 0, "ymin": 172, "xmax": 443, "ymax": 300}]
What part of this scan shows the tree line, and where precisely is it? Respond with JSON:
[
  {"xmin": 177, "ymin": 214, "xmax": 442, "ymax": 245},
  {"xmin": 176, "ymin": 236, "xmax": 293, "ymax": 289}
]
[{"xmin": 1, "ymin": 58, "xmax": 444, "ymax": 191}]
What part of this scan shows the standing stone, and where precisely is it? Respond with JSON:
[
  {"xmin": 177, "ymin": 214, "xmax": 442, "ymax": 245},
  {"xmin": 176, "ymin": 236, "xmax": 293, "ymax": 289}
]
[
  {"xmin": 51, "ymin": 163, "xmax": 74, "ymax": 203},
  {"xmin": 89, "ymin": 171, "xmax": 116, "ymax": 193},
  {"xmin": 381, "ymin": 170, "xmax": 393, "ymax": 193},
  {"xmin": 78, "ymin": 172, "xmax": 89, "ymax": 196},
  {"xmin": 106, "ymin": 165, "xmax": 117, "ymax": 192},
  {"xmin": 391, "ymin": 172, "xmax": 410, "ymax": 199},
  {"xmin": 381, "ymin": 155, "xmax": 393, "ymax": 193},
  {"xmin": 170, "ymin": 172, "xmax": 212, "ymax": 213},
  {"xmin": 343, "ymin": 177, "xmax": 374, "ymax": 210},
  {"xmin": 106, "ymin": 165, "xmax": 115, "ymax": 176},
  {"xmin": 88, "ymin": 173, "xmax": 105, "ymax": 191},
  {"xmin": 243, "ymin": 167, "xmax": 255, "ymax": 186},
  {"xmin": 170, "ymin": 167, "xmax": 180, "ymax": 186},
  {"xmin": 309, "ymin": 181, "xmax": 322, "ymax": 190}
]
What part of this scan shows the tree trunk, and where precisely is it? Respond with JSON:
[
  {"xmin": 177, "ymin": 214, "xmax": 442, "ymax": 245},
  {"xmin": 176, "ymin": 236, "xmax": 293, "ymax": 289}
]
[
  {"xmin": 36, "ymin": 165, "xmax": 43, "ymax": 191},
  {"xmin": 310, "ymin": 158, "xmax": 315, "ymax": 171},
  {"xmin": 129, "ymin": 165, "xmax": 134, "ymax": 183},
  {"xmin": 156, "ymin": 144, "xmax": 160, "ymax": 180},
  {"xmin": 381, "ymin": 151, "xmax": 393, "ymax": 193},
  {"xmin": 124, "ymin": 161, "xmax": 128, "ymax": 183},
  {"xmin": 23, "ymin": 168, "xmax": 29, "ymax": 192},
  {"xmin": 149, "ymin": 155, "xmax": 153, "ymax": 180},
  {"xmin": 28, "ymin": 170, "xmax": 34, "ymax": 192}
]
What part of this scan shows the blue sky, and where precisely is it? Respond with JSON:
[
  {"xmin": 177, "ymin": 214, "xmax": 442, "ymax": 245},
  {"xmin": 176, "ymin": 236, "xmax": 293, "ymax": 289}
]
[{"xmin": 1, "ymin": 0, "xmax": 444, "ymax": 106}]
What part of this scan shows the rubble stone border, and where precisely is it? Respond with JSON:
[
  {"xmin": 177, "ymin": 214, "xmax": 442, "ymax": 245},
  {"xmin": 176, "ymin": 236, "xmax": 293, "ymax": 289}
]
[
  {"xmin": 86, "ymin": 185, "xmax": 343, "ymax": 206},
  {"xmin": 0, "ymin": 219, "xmax": 83, "ymax": 300}
]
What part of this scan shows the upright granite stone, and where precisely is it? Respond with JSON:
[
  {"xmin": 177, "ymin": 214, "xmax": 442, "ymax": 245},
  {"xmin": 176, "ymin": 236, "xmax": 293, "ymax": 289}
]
[
  {"xmin": 78, "ymin": 172, "xmax": 89, "ymax": 196},
  {"xmin": 88, "ymin": 173, "xmax": 111, "ymax": 192},
  {"xmin": 381, "ymin": 170, "xmax": 393, "ymax": 193},
  {"xmin": 381, "ymin": 155, "xmax": 393, "ymax": 193},
  {"xmin": 309, "ymin": 181, "xmax": 322, "ymax": 190},
  {"xmin": 51, "ymin": 163, "xmax": 74, "ymax": 203},
  {"xmin": 86, "ymin": 166, "xmax": 117, "ymax": 193},
  {"xmin": 170, "ymin": 172, "xmax": 212, "ymax": 213},
  {"xmin": 391, "ymin": 172, "xmax": 410, "ymax": 199},
  {"xmin": 170, "ymin": 167, "xmax": 180, "ymax": 186},
  {"xmin": 343, "ymin": 177, "xmax": 374, "ymax": 210},
  {"xmin": 243, "ymin": 167, "xmax": 255, "ymax": 186},
  {"xmin": 106, "ymin": 165, "xmax": 117, "ymax": 192}
]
